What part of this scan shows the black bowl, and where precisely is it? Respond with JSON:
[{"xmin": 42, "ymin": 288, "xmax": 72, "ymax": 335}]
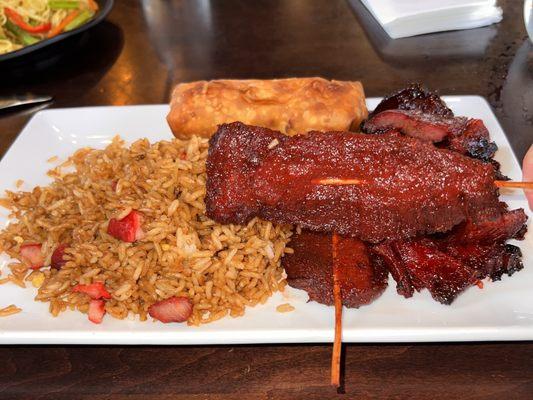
[{"xmin": 0, "ymin": 0, "xmax": 114, "ymax": 63}]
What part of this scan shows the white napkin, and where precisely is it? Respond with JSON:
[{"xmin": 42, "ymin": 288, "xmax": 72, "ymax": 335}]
[{"xmin": 360, "ymin": 0, "xmax": 503, "ymax": 39}]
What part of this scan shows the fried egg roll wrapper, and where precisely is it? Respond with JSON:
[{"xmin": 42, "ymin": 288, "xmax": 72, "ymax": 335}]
[{"xmin": 167, "ymin": 78, "xmax": 367, "ymax": 138}]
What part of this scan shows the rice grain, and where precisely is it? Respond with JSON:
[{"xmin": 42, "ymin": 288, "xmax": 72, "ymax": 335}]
[{"xmin": 0, "ymin": 136, "xmax": 292, "ymax": 325}]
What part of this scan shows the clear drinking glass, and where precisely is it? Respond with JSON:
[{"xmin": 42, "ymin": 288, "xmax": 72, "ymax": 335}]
[{"xmin": 526, "ymin": 0, "xmax": 533, "ymax": 42}]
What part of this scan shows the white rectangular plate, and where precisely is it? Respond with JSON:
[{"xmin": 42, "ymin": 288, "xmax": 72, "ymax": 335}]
[{"xmin": 0, "ymin": 97, "xmax": 531, "ymax": 345}]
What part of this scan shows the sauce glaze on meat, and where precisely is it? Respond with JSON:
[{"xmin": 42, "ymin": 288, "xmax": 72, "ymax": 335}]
[
  {"xmin": 372, "ymin": 209, "xmax": 527, "ymax": 304},
  {"xmin": 206, "ymin": 122, "xmax": 501, "ymax": 243},
  {"xmin": 363, "ymin": 109, "xmax": 497, "ymax": 160},
  {"xmin": 282, "ymin": 231, "xmax": 388, "ymax": 307},
  {"xmin": 367, "ymin": 83, "xmax": 453, "ymax": 119}
]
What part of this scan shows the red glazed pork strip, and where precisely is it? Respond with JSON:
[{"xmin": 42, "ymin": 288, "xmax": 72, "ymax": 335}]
[
  {"xmin": 367, "ymin": 83, "xmax": 453, "ymax": 119},
  {"xmin": 372, "ymin": 208, "xmax": 527, "ymax": 304},
  {"xmin": 363, "ymin": 109, "xmax": 497, "ymax": 160},
  {"xmin": 282, "ymin": 231, "xmax": 388, "ymax": 308},
  {"xmin": 205, "ymin": 122, "xmax": 502, "ymax": 243},
  {"xmin": 364, "ymin": 109, "xmax": 456, "ymax": 142},
  {"xmin": 283, "ymin": 209, "xmax": 526, "ymax": 307}
]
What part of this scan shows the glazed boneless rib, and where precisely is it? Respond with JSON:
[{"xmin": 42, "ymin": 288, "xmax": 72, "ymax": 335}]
[
  {"xmin": 205, "ymin": 122, "xmax": 502, "ymax": 243},
  {"xmin": 362, "ymin": 109, "xmax": 497, "ymax": 160},
  {"xmin": 282, "ymin": 230, "xmax": 388, "ymax": 308}
]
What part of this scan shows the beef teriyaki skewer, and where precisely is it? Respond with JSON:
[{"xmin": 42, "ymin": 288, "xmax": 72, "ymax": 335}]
[{"xmin": 331, "ymin": 233, "xmax": 342, "ymax": 388}]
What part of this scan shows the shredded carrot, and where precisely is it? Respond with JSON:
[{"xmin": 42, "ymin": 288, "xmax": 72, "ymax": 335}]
[
  {"xmin": 475, "ymin": 280, "xmax": 484, "ymax": 289},
  {"xmin": 87, "ymin": 0, "xmax": 99, "ymax": 11},
  {"xmin": 330, "ymin": 233, "xmax": 342, "ymax": 388},
  {"xmin": 48, "ymin": 10, "xmax": 80, "ymax": 38},
  {"xmin": 4, "ymin": 7, "xmax": 51, "ymax": 33}
]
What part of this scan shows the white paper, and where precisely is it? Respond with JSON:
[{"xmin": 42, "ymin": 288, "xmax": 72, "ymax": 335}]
[{"xmin": 361, "ymin": 0, "xmax": 502, "ymax": 39}]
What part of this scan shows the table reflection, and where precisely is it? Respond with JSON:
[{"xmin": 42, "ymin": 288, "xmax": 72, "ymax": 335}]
[
  {"xmin": 501, "ymin": 39, "xmax": 533, "ymax": 160},
  {"xmin": 141, "ymin": 0, "xmax": 215, "ymax": 82},
  {"xmin": 347, "ymin": 0, "xmax": 498, "ymax": 66},
  {"xmin": 0, "ymin": 21, "xmax": 124, "ymax": 104}
]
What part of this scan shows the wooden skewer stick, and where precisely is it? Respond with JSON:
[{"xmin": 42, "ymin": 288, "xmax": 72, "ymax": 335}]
[
  {"xmin": 320, "ymin": 177, "xmax": 533, "ymax": 387},
  {"xmin": 494, "ymin": 181, "xmax": 533, "ymax": 190},
  {"xmin": 314, "ymin": 178, "xmax": 533, "ymax": 190},
  {"xmin": 330, "ymin": 232, "xmax": 342, "ymax": 388},
  {"xmin": 311, "ymin": 178, "xmax": 363, "ymax": 186}
]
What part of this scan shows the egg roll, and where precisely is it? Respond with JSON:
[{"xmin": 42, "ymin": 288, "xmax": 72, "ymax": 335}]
[{"xmin": 167, "ymin": 77, "xmax": 367, "ymax": 138}]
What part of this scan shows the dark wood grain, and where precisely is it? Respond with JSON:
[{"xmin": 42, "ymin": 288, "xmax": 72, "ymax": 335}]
[
  {"xmin": 0, "ymin": 1, "xmax": 532, "ymax": 399},
  {"xmin": 2, "ymin": 343, "xmax": 533, "ymax": 399}
]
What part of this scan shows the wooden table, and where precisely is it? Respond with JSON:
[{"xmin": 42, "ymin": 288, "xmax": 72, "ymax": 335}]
[{"xmin": 0, "ymin": 1, "xmax": 532, "ymax": 398}]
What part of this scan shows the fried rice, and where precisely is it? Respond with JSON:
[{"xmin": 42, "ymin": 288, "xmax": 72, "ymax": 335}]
[{"xmin": 0, "ymin": 136, "xmax": 293, "ymax": 325}]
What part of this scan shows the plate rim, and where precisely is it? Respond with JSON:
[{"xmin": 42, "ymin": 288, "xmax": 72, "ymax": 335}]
[{"xmin": 0, "ymin": 96, "xmax": 530, "ymax": 344}]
